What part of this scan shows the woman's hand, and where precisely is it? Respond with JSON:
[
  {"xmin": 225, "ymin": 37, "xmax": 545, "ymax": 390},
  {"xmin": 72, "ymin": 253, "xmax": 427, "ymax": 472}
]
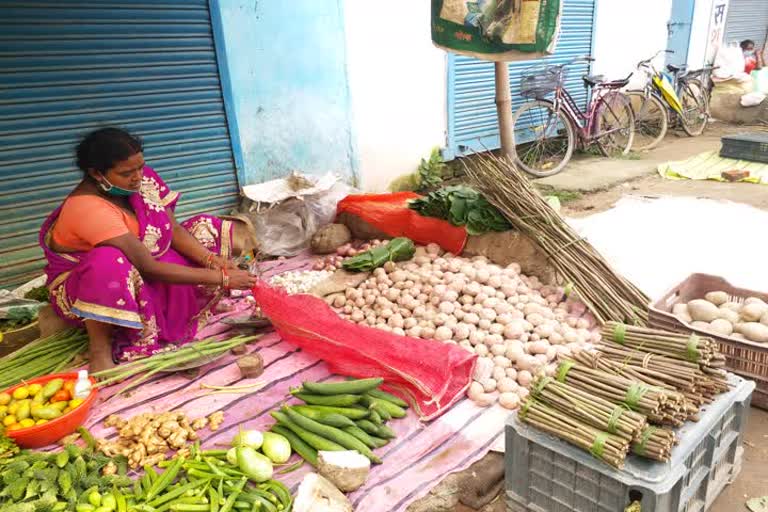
[
  {"xmin": 226, "ymin": 268, "xmax": 258, "ymax": 290},
  {"xmin": 209, "ymin": 254, "xmax": 237, "ymax": 270}
]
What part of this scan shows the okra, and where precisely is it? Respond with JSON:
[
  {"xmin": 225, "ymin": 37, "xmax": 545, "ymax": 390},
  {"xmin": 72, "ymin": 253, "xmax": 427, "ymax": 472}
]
[
  {"xmin": 302, "ymin": 377, "xmax": 383, "ymax": 395},
  {"xmin": 288, "ymin": 406, "xmax": 355, "ymax": 428},
  {"xmin": 269, "ymin": 425, "xmax": 318, "ymax": 466},
  {"xmin": 362, "ymin": 395, "xmax": 407, "ymax": 418},
  {"xmin": 220, "ymin": 478, "xmax": 246, "ymax": 512},
  {"xmin": 271, "ymin": 411, "xmax": 344, "ymax": 453},
  {"xmin": 283, "ymin": 407, "xmax": 382, "ymax": 464},
  {"xmin": 209, "ymin": 487, "xmax": 220, "ymax": 512},
  {"xmin": 169, "ymin": 505, "xmax": 209, "ymax": 512},
  {"xmin": 146, "ymin": 456, "xmax": 185, "ymax": 501},
  {"xmin": 148, "ymin": 479, "xmax": 211, "ymax": 508},
  {"xmin": 366, "ymin": 387, "xmax": 409, "ymax": 408},
  {"xmin": 291, "ymin": 392, "xmax": 361, "ymax": 407}
]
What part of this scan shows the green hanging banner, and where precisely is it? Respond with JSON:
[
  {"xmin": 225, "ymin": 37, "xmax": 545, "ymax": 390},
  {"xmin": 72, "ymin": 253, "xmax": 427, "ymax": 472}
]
[{"xmin": 431, "ymin": 0, "xmax": 562, "ymax": 61}]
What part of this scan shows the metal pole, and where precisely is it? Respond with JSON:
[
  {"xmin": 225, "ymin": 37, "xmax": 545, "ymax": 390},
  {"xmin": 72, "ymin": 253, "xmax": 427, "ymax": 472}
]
[{"xmin": 494, "ymin": 61, "xmax": 515, "ymax": 160}]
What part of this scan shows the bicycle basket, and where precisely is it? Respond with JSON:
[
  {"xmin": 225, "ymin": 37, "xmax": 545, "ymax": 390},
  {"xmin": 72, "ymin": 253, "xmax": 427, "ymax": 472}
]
[{"xmin": 520, "ymin": 66, "xmax": 566, "ymax": 99}]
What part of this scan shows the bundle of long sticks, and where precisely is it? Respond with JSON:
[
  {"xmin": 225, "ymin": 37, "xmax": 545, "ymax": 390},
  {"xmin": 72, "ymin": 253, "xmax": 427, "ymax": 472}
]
[
  {"xmin": 631, "ymin": 426, "xmax": 677, "ymax": 462},
  {"xmin": 463, "ymin": 153, "xmax": 649, "ymax": 326},
  {"xmin": 601, "ymin": 322, "xmax": 727, "ymax": 372},
  {"xmin": 595, "ymin": 344, "xmax": 730, "ymax": 403},
  {"xmin": 571, "ymin": 350, "xmax": 694, "ymax": 425},
  {"xmin": 529, "ymin": 375, "xmax": 647, "ymax": 443},
  {"xmin": 519, "ymin": 398, "xmax": 630, "ymax": 468},
  {"xmin": 556, "ymin": 357, "xmax": 688, "ymax": 426}
]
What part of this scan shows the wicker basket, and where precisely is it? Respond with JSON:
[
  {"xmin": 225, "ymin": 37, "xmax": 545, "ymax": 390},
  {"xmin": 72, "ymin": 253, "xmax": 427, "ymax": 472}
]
[{"xmin": 648, "ymin": 273, "xmax": 768, "ymax": 410}]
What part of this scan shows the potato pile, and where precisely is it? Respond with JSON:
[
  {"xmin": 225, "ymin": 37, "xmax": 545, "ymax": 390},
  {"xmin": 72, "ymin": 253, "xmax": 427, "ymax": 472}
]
[
  {"xmin": 332, "ymin": 244, "xmax": 598, "ymax": 409},
  {"xmin": 675, "ymin": 291, "xmax": 768, "ymax": 343}
]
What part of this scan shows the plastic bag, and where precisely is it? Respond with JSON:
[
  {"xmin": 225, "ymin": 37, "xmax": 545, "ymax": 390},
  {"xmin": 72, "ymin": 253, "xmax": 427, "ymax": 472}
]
[
  {"xmin": 253, "ymin": 282, "xmax": 476, "ymax": 420},
  {"xmin": 741, "ymin": 91, "xmax": 767, "ymax": 107},
  {"xmin": 336, "ymin": 193, "xmax": 468, "ymax": 254},
  {"xmin": 431, "ymin": 0, "xmax": 562, "ymax": 60},
  {"xmin": 713, "ymin": 45, "xmax": 751, "ymax": 83},
  {"xmin": 241, "ymin": 173, "xmax": 355, "ymax": 257}
]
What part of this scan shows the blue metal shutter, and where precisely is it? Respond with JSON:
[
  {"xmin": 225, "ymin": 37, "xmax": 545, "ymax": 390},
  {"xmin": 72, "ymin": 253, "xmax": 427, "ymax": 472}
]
[
  {"xmin": 446, "ymin": 0, "xmax": 597, "ymax": 157},
  {"xmin": 0, "ymin": 0, "xmax": 240, "ymax": 288}
]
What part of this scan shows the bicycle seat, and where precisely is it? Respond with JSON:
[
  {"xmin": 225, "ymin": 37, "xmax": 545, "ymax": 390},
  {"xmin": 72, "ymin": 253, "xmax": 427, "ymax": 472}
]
[
  {"xmin": 666, "ymin": 64, "xmax": 684, "ymax": 73},
  {"xmin": 582, "ymin": 74, "xmax": 604, "ymax": 87}
]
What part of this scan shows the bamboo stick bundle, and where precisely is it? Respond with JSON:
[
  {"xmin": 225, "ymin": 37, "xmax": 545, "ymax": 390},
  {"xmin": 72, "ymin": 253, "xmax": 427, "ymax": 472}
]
[
  {"xmin": 601, "ymin": 322, "xmax": 727, "ymax": 371},
  {"xmin": 519, "ymin": 398, "xmax": 630, "ymax": 469},
  {"xmin": 570, "ymin": 351, "xmax": 690, "ymax": 425},
  {"xmin": 555, "ymin": 357, "xmax": 689, "ymax": 426},
  {"xmin": 463, "ymin": 153, "xmax": 650, "ymax": 326},
  {"xmin": 596, "ymin": 344, "xmax": 730, "ymax": 400},
  {"xmin": 529, "ymin": 375, "xmax": 647, "ymax": 443},
  {"xmin": 631, "ymin": 426, "xmax": 677, "ymax": 462}
]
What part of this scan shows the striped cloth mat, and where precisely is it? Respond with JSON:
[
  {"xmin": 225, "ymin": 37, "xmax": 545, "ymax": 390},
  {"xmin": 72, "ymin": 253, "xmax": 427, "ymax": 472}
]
[{"xmin": 82, "ymin": 256, "xmax": 506, "ymax": 512}]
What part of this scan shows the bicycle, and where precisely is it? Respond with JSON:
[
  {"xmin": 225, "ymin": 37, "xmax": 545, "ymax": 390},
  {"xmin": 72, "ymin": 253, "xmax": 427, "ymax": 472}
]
[
  {"xmin": 512, "ymin": 56, "xmax": 635, "ymax": 177},
  {"xmin": 627, "ymin": 50, "xmax": 712, "ymax": 151}
]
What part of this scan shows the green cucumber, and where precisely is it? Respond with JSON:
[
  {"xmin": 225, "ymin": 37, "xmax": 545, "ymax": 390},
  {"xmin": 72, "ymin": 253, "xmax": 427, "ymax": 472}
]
[
  {"xmin": 294, "ymin": 405, "xmax": 369, "ymax": 420},
  {"xmin": 269, "ymin": 425, "xmax": 318, "ymax": 466},
  {"xmin": 292, "ymin": 392, "xmax": 361, "ymax": 407},
  {"xmin": 302, "ymin": 378, "xmax": 383, "ymax": 395},
  {"xmin": 341, "ymin": 425, "xmax": 379, "ymax": 449},
  {"xmin": 282, "ymin": 408, "xmax": 382, "ymax": 464},
  {"xmin": 362, "ymin": 395, "xmax": 407, "ymax": 418},
  {"xmin": 366, "ymin": 388, "xmax": 409, "ymax": 408},
  {"xmin": 270, "ymin": 411, "xmax": 345, "ymax": 452},
  {"xmin": 288, "ymin": 406, "xmax": 356, "ymax": 428},
  {"xmin": 356, "ymin": 420, "xmax": 381, "ymax": 435}
]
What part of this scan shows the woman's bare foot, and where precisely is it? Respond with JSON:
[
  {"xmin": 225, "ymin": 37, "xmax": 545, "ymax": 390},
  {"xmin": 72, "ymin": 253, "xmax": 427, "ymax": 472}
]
[{"xmin": 89, "ymin": 353, "xmax": 117, "ymax": 374}]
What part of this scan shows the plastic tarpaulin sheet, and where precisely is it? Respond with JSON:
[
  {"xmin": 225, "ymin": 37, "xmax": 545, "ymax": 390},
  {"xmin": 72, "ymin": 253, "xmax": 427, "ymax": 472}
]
[{"xmin": 337, "ymin": 193, "xmax": 468, "ymax": 255}]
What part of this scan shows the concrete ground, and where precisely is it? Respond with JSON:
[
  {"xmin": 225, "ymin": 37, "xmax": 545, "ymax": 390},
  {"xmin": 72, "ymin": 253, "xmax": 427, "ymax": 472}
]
[{"xmin": 409, "ymin": 121, "xmax": 768, "ymax": 512}]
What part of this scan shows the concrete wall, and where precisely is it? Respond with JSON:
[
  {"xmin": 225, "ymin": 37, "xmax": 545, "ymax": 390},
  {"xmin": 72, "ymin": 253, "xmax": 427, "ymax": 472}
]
[
  {"xmin": 342, "ymin": 0, "xmax": 448, "ymax": 192},
  {"xmin": 591, "ymin": 0, "xmax": 673, "ymax": 83},
  {"xmin": 213, "ymin": 0, "xmax": 357, "ymax": 186}
]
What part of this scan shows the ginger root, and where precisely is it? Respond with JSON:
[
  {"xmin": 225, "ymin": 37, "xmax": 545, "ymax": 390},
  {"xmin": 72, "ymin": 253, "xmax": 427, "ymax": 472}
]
[
  {"xmin": 96, "ymin": 411, "xmax": 210, "ymax": 468},
  {"xmin": 208, "ymin": 411, "xmax": 225, "ymax": 431}
]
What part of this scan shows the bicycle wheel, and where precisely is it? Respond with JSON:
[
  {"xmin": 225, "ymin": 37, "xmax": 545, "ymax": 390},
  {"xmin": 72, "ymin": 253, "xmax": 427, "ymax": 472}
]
[
  {"xmin": 593, "ymin": 91, "xmax": 635, "ymax": 157},
  {"xmin": 680, "ymin": 80, "xmax": 709, "ymax": 136},
  {"xmin": 512, "ymin": 99, "xmax": 575, "ymax": 177},
  {"xmin": 626, "ymin": 91, "xmax": 668, "ymax": 151}
]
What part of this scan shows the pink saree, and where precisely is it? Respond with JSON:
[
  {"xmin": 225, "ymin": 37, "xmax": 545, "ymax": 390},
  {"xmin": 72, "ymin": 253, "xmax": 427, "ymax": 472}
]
[{"xmin": 39, "ymin": 167, "xmax": 234, "ymax": 362}]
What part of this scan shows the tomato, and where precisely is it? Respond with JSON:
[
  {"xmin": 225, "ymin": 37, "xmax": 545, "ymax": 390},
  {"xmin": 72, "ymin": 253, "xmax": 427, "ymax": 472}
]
[
  {"xmin": 50, "ymin": 390, "xmax": 71, "ymax": 403},
  {"xmin": 63, "ymin": 380, "xmax": 75, "ymax": 396}
]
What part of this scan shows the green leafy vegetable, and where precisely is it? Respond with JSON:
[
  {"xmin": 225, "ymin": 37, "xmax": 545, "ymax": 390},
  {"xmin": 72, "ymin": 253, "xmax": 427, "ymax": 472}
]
[
  {"xmin": 408, "ymin": 186, "xmax": 511, "ymax": 235},
  {"xmin": 342, "ymin": 237, "xmax": 416, "ymax": 272}
]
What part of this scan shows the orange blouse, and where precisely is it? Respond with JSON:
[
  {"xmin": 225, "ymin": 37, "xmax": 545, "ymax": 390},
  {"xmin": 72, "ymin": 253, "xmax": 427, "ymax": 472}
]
[{"xmin": 51, "ymin": 195, "xmax": 140, "ymax": 252}]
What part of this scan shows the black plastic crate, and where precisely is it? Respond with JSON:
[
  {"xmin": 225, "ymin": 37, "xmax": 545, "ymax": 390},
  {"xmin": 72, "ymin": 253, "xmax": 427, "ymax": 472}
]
[{"xmin": 720, "ymin": 132, "xmax": 768, "ymax": 163}]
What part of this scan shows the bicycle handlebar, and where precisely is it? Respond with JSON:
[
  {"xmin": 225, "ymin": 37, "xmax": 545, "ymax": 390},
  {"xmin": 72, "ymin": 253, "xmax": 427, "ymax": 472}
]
[
  {"xmin": 637, "ymin": 49, "xmax": 674, "ymax": 68},
  {"xmin": 546, "ymin": 55, "xmax": 595, "ymax": 71}
]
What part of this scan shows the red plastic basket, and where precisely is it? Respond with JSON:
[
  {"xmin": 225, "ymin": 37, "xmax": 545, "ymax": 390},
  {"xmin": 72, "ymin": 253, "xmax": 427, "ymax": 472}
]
[{"xmin": 3, "ymin": 372, "xmax": 97, "ymax": 448}]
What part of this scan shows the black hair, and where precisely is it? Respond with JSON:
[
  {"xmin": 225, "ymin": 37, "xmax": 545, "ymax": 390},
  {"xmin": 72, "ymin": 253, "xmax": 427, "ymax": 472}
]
[
  {"xmin": 740, "ymin": 40, "xmax": 755, "ymax": 50},
  {"xmin": 76, "ymin": 127, "xmax": 143, "ymax": 175}
]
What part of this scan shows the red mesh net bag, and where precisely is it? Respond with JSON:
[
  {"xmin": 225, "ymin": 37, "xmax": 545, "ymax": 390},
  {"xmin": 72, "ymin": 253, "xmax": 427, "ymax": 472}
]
[
  {"xmin": 253, "ymin": 282, "xmax": 476, "ymax": 420},
  {"xmin": 336, "ymin": 193, "xmax": 467, "ymax": 255}
]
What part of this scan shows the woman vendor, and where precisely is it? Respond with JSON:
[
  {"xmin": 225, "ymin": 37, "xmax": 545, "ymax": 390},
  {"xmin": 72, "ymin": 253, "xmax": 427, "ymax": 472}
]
[{"xmin": 40, "ymin": 127, "xmax": 257, "ymax": 372}]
